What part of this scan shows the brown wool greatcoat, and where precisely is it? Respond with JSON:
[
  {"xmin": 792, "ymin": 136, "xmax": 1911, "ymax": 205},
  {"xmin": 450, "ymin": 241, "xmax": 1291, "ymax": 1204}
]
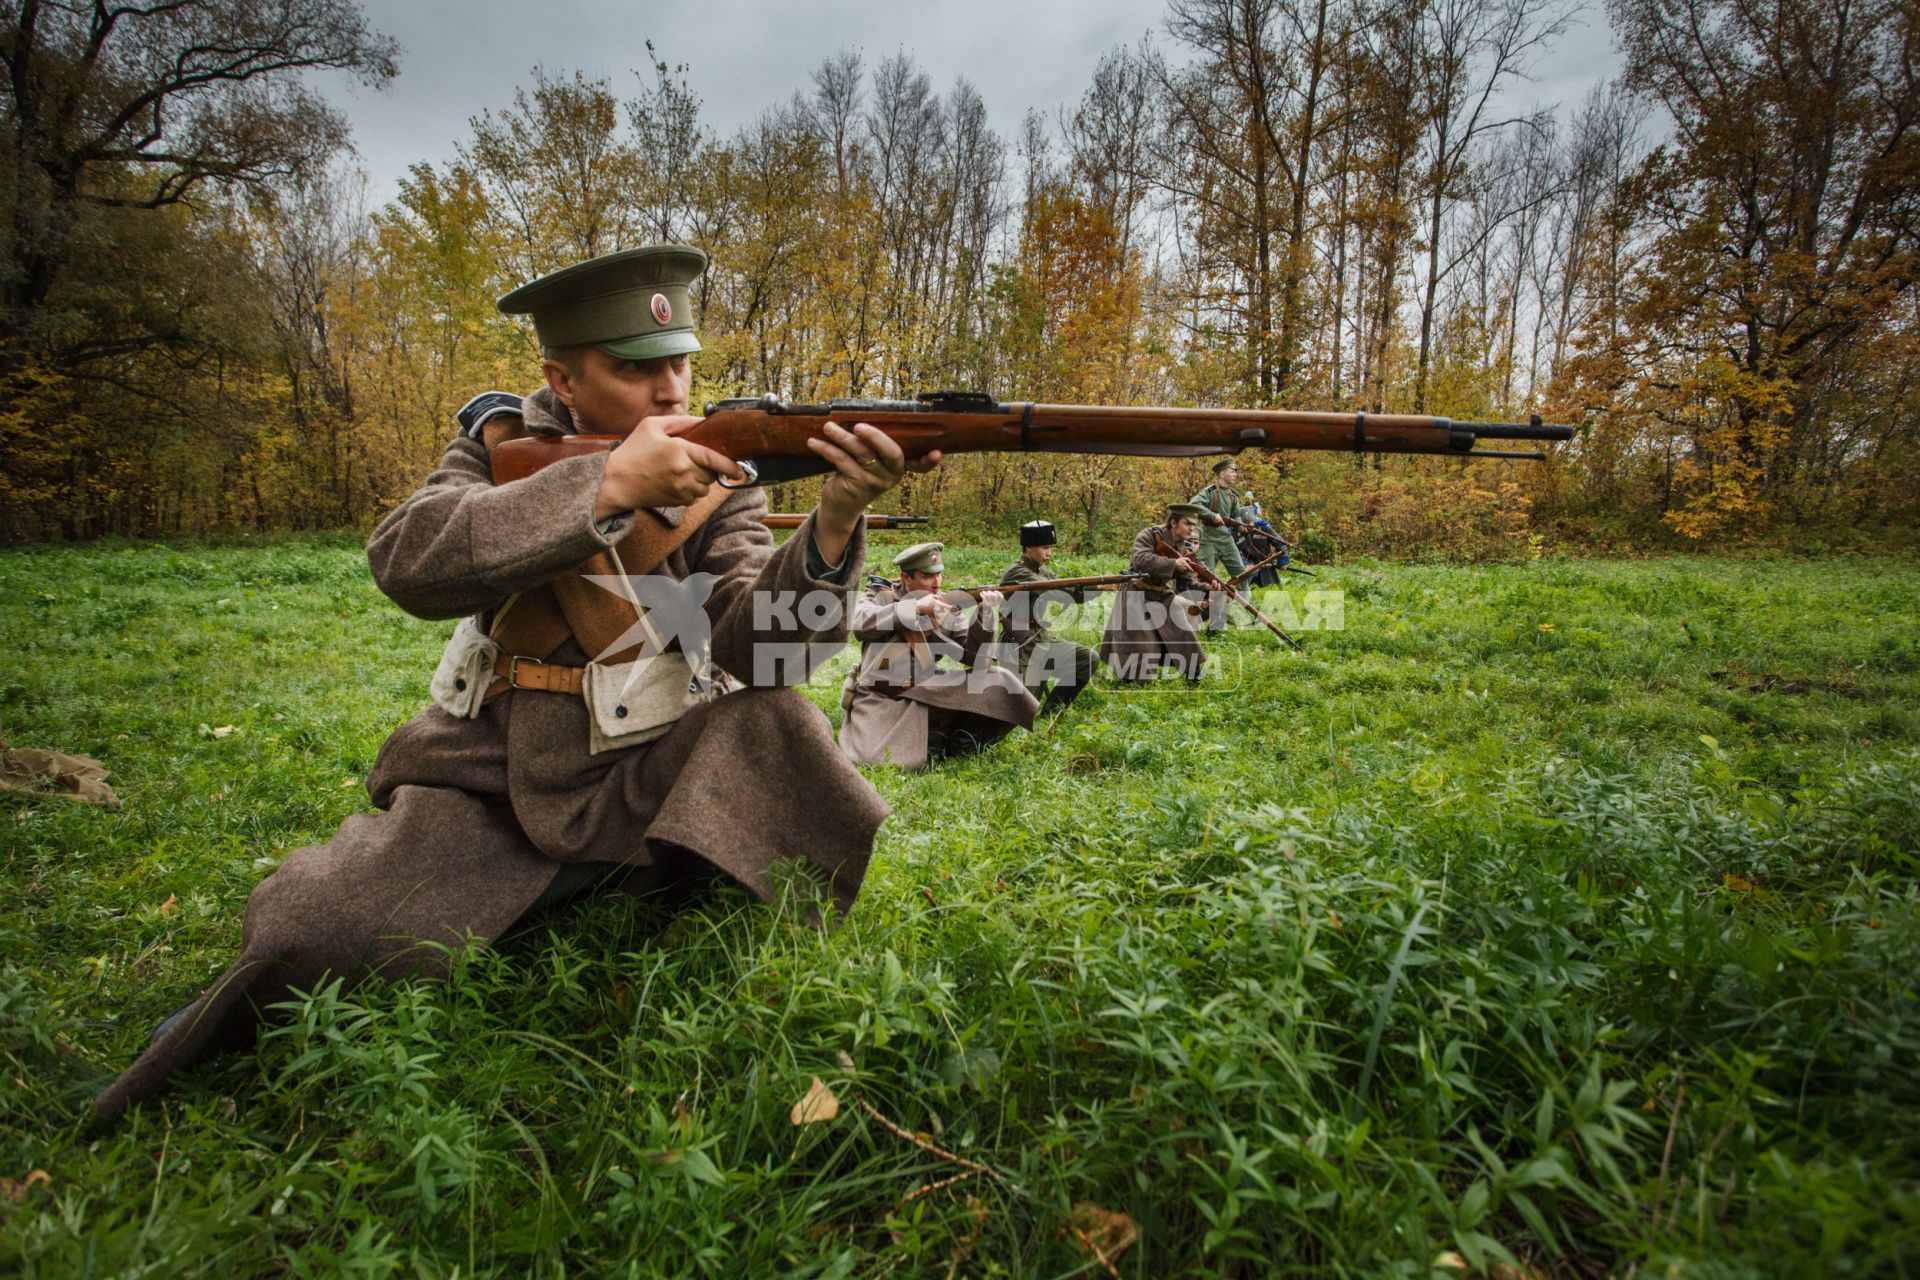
[
  {"xmin": 1098, "ymin": 524, "xmax": 1208, "ymax": 682},
  {"xmin": 837, "ymin": 584, "xmax": 1037, "ymax": 771},
  {"xmin": 95, "ymin": 389, "xmax": 888, "ymax": 1120}
]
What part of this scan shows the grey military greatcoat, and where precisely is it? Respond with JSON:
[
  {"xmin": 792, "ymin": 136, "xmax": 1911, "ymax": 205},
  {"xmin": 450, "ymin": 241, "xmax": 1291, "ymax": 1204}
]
[
  {"xmin": 1098, "ymin": 524, "xmax": 1208, "ymax": 682},
  {"xmin": 838, "ymin": 584, "xmax": 1037, "ymax": 771},
  {"xmin": 96, "ymin": 389, "xmax": 887, "ymax": 1119}
]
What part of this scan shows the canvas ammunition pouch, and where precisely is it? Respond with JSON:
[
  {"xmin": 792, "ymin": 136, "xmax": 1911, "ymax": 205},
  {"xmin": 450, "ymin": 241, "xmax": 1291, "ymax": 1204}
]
[
  {"xmin": 430, "ymin": 618, "xmax": 500, "ymax": 719},
  {"xmin": 584, "ymin": 652, "xmax": 711, "ymax": 754}
]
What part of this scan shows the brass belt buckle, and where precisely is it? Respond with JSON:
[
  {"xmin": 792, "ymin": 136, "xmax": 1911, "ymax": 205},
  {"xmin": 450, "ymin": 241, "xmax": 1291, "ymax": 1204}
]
[{"xmin": 505, "ymin": 654, "xmax": 525, "ymax": 688}]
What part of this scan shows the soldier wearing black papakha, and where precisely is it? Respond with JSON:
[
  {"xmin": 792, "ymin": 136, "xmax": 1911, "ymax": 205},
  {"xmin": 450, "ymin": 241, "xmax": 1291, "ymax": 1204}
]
[
  {"xmin": 997, "ymin": 519, "xmax": 1099, "ymax": 714},
  {"xmin": 96, "ymin": 244, "xmax": 926, "ymax": 1120},
  {"xmin": 839, "ymin": 542, "xmax": 1038, "ymax": 770},
  {"xmin": 1100, "ymin": 503, "xmax": 1210, "ymax": 683}
]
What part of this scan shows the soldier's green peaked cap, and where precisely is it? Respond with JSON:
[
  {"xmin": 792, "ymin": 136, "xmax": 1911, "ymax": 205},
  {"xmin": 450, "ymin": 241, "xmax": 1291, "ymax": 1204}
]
[
  {"xmin": 1166, "ymin": 502, "xmax": 1208, "ymax": 521},
  {"xmin": 498, "ymin": 244, "xmax": 706, "ymax": 361},
  {"xmin": 1211, "ymin": 457, "xmax": 1237, "ymax": 473},
  {"xmin": 892, "ymin": 542, "xmax": 945, "ymax": 574}
]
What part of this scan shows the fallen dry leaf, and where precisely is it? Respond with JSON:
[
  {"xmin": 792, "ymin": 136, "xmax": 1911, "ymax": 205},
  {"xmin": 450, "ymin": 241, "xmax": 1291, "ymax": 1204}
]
[
  {"xmin": 157, "ymin": 893, "xmax": 178, "ymax": 917},
  {"xmin": 211, "ymin": 725, "xmax": 236, "ymax": 738},
  {"xmin": 1434, "ymin": 1251, "xmax": 1468, "ymax": 1272},
  {"xmin": 790, "ymin": 1076, "xmax": 840, "ymax": 1126},
  {"xmin": 1066, "ymin": 1201, "xmax": 1139, "ymax": 1268},
  {"xmin": 0, "ymin": 1169, "xmax": 51, "ymax": 1201}
]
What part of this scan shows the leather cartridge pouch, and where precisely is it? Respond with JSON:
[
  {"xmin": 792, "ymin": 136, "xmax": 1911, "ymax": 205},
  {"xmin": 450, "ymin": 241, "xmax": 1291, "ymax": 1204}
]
[{"xmin": 430, "ymin": 618, "xmax": 500, "ymax": 719}]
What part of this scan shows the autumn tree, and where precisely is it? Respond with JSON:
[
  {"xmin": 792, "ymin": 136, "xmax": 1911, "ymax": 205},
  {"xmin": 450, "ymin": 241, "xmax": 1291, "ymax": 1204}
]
[
  {"xmin": 464, "ymin": 68, "xmax": 646, "ymax": 284},
  {"xmin": 1608, "ymin": 0, "xmax": 1920, "ymax": 535},
  {"xmin": 0, "ymin": 0, "xmax": 395, "ymax": 367}
]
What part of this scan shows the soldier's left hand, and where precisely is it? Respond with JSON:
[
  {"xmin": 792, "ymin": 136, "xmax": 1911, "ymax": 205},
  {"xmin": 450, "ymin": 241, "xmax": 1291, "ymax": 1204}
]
[
  {"xmin": 976, "ymin": 589, "xmax": 1004, "ymax": 618},
  {"xmin": 811, "ymin": 422, "xmax": 939, "ymax": 526}
]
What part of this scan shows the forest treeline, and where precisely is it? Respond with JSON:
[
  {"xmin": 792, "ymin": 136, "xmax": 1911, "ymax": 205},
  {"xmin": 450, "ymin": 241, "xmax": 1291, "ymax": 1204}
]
[{"xmin": 2, "ymin": 0, "xmax": 1916, "ymax": 554}]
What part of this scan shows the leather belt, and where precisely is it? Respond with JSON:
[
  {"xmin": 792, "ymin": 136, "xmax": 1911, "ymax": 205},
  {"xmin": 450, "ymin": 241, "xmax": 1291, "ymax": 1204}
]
[{"xmin": 485, "ymin": 653, "xmax": 585, "ymax": 700}]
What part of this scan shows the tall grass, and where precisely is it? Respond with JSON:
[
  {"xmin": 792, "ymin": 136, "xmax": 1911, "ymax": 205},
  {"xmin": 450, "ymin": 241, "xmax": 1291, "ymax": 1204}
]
[{"xmin": 2, "ymin": 543, "xmax": 1916, "ymax": 1275}]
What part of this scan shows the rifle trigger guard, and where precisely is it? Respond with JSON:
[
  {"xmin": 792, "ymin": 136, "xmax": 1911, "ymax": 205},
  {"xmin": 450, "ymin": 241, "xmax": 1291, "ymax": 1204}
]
[{"xmin": 720, "ymin": 459, "xmax": 761, "ymax": 489}]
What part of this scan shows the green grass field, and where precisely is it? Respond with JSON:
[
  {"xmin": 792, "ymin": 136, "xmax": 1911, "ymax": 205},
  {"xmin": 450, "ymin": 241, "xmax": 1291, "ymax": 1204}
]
[{"xmin": 2, "ymin": 539, "xmax": 1917, "ymax": 1277}]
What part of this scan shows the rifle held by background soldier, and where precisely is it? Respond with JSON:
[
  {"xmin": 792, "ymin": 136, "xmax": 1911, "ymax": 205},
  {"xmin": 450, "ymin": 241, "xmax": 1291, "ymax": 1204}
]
[
  {"xmin": 1155, "ymin": 536, "xmax": 1302, "ymax": 652},
  {"xmin": 763, "ymin": 512, "xmax": 928, "ymax": 529}
]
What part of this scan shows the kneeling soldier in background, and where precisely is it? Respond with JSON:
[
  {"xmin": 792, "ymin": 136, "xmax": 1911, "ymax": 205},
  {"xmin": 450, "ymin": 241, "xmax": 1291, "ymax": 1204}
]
[
  {"xmin": 97, "ymin": 244, "xmax": 920, "ymax": 1120},
  {"xmin": 1100, "ymin": 503, "xmax": 1210, "ymax": 683},
  {"xmin": 839, "ymin": 542, "xmax": 1038, "ymax": 770},
  {"xmin": 998, "ymin": 520, "xmax": 1099, "ymax": 715}
]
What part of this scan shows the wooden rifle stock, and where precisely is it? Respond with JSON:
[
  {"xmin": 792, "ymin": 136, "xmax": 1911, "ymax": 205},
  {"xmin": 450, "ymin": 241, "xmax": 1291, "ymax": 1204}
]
[
  {"xmin": 489, "ymin": 393, "xmax": 1574, "ymax": 488},
  {"xmin": 1227, "ymin": 547, "xmax": 1286, "ymax": 589},
  {"xmin": 1156, "ymin": 537, "xmax": 1302, "ymax": 651},
  {"xmin": 1220, "ymin": 518, "xmax": 1316, "ymax": 580}
]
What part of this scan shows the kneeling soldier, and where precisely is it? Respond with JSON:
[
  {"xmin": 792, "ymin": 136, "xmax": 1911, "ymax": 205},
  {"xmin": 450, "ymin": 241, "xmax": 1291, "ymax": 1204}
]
[
  {"xmin": 998, "ymin": 520, "xmax": 1099, "ymax": 715},
  {"xmin": 839, "ymin": 542, "xmax": 1038, "ymax": 770},
  {"xmin": 98, "ymin": 244, "xmax": 921, "ymax": 1120},
  {"xmin": 1100, "ymin": 503, "xmax": 1210, "ymax": 683}
]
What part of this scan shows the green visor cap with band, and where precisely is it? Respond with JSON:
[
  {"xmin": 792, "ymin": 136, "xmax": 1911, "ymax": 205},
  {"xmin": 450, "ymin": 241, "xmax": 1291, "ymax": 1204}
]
[
  {"xmin": 1166, "ymin": 503, "xmax": 1208, "ymax": 522},
  {"xmin": 892, "ymin": 542, "xmax": 945, "ymax": 574},
  {"xmin": 498, "ymin": 244, "xmax": 707, "ymax": 361}
]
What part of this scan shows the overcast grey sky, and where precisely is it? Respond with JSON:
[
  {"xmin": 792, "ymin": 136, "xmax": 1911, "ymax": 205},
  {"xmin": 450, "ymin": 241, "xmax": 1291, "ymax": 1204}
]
[{"xmin": 320, "ymin": 0, "xmax": 1625, "ymax": 206}]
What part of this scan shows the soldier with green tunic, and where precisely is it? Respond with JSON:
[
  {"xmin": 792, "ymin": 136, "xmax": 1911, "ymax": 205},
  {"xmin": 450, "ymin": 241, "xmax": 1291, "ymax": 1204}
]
[
  {"xmin": 1190, "ymin": 459, "xmax": 1249, "ymax": 573},
  {"xmin": 1190, "ymin": 459, "xmax": 1247, "ymax": 628},
  {"xmin": 997, "ymin": 520, "xmax": 1099, "ymax": 714}
]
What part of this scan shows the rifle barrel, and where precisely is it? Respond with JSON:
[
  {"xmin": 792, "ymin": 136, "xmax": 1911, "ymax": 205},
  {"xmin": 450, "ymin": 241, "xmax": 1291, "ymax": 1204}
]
[{"xmin": 763, "ymin": 512, "xmax": 926, "ymax": 529}]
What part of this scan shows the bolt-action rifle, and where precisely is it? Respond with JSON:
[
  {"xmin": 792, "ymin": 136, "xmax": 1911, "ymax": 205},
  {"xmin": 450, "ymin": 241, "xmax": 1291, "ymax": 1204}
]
[
  {"xmin": 1156, "ymin": 537, "xmax": 1302, "ymax": 652},
  {"xmin": 490, "ymin": 392, "xmax": 1574, "ymax": 487},
  {"xmin": 1219, "ymin": 515, "xmax": 1317, "ymax": 581},
  {"xmin": 949, "ymin": 573, "xmax": 1143, "ymax": 598},
  {"xmin": 870, "ymin": 573, "xmax": 1146, "ymax": 615},
  {"xmin": 1227, "ymin": 547, "xmax": 1287, "ymax": 589},
  {"xmin": 763, "ymin": 512, "xmax": 928, "ymax": 529}
]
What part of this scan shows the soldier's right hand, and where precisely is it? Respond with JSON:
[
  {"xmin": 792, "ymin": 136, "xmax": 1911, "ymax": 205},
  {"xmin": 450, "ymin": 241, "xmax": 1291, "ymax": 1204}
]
[{"xmin": 594, "ymin": 415, "xmax": 746, "ymax": 519}]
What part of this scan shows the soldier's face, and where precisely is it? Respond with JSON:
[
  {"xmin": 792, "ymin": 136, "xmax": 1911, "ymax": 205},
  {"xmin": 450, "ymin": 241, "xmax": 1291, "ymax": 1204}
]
[
  {"xmin": 1169, "ymin": 516, "xmax": 1196, "ymax": 540},
  {"xmin": 901, "ymin": 569, "xmax": 942, "ymax": 594},
  {"xmin": 1218, "ymin": 466, "xmax": 1239, "ymax": 485},
  {"xmin": 544, "ymin": 348, "xmax": 691, "ymax": 434},
  {"xmin": 1026, "ymin": 543, "xmax": 1053, "ymax": 565}
]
